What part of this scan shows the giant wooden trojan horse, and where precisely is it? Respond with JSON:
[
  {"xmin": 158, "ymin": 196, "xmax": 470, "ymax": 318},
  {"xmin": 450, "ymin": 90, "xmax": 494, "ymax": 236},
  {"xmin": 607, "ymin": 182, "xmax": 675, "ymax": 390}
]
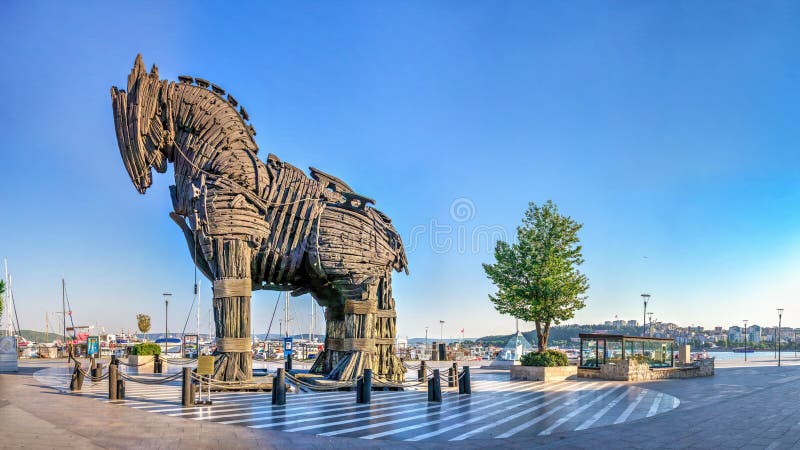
[{"xmin": 111, "ymin": 55, "xmax": 408, "ymax": 382}]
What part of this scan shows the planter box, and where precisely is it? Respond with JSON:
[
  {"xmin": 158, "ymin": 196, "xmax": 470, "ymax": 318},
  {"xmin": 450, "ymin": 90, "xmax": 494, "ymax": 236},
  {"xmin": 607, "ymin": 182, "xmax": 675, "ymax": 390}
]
[
  {"xmin": 127, "ymin": 355, "xmax": 166, "ymax": 373},
  {"xmin": 510, "ymin": 365, "xmax": 577, "ymax": 382}
]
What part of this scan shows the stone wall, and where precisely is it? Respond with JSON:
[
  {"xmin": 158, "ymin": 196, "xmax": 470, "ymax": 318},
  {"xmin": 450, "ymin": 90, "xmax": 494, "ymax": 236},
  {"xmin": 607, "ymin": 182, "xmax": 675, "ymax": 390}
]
[{"xmin": 578, "ymin": 358, "xmax": 714, "ymax": 381}]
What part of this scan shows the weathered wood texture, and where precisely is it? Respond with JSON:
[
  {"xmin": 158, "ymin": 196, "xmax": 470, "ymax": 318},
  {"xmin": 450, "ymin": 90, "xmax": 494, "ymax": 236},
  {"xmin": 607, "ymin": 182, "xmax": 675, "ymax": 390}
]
[{"xmin": 111, "ymin": 55, "xmax": 407, "ymax": 381}]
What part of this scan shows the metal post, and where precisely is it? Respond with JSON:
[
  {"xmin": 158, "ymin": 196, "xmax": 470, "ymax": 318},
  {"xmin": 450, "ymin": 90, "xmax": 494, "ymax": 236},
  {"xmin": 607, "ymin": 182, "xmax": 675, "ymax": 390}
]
[
  {"xmin": 108, "ymin": 364, "xmax": 118, "ymax": 400},
  {"xmin": 357, "ymin": 369, "xmax": 372, "ymax": 404},
  {"xmin": 154, "ymin": 354, "xmax": 162, "ymax": 374},
  {"xmin": 451, "ymin": 362, "xmax": 459, "ymax": 389},
  {"xmin": 163, "ymin": 292, "xmax": 172, "ymax": 356},
  {"xmin": 181, "ymin": 367, "xmax": 194, "ymax": 407},
  {"xmin": 459, "ymin": 366, "xmax": 471, "ymax": 395},
  {"xmin": 641, "ymin": 294, "xmax": 650, "ymax": 337},
  {"xmin": 428, "ymin": 369, "xmax": 442, "ymax": 402},
  {"xmin": 272, "ymin": 368, "xmax": 286, "ymax": 405},
  {"xmin": 117, "ymin": 376, "xmax": 125, "ymax": 400},
  {"xmin": 778, "ymin": 308, "xmax": 783, "ymax": 367},
  {"xmin": 419, "ymin": 360, "xmax": 427, "ymax": 381},
  {"xmin": 743, "ymin": 320, "xmax": 748, "ymax": 362},
  {"xmin": 70, "ymin": 361, "xmax": 84, "ymax": 391},
  {"xmin": 94, "ymin": 362, "xmax": 103, "ymax": 379},
  {"xmin": 286, "ymin": 353, "xmax": 292, "ymax": 371}
]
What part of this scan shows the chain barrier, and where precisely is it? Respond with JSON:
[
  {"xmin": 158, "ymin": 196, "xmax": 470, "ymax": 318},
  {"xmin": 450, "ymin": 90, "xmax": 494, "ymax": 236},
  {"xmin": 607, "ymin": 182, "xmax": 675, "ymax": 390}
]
[
  {"xmin": 284, "ymin": 373, "xmax": 360, "ymax": 391},
  {"xmin": 190, "ymin": 372, "xmax": 273, "ymax": 389},
  {"xmin": 164, "ymin": 358, "xmax": 199, "ymax": 366},
  {"xmin": 115, "ymin": 359, "xmax": 152, "ymax": 367},
  {"xmin": 118, "ymin": 371, "xmax": 183, "ymax": 385},
  {"xmin": 68, "ymin": 355, "xmax": 110, "ymax": 382}
]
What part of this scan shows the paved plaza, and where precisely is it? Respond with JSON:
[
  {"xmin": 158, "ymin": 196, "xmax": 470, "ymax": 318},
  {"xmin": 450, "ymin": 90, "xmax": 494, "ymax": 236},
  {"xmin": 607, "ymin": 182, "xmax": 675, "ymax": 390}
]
[
  {"xmin": 33, "ymin": 363, "xmax": 678, "ymax": 441},
  {"xmin": 3, "ymin": 357, "xmax": 800, "ymax": 448}
]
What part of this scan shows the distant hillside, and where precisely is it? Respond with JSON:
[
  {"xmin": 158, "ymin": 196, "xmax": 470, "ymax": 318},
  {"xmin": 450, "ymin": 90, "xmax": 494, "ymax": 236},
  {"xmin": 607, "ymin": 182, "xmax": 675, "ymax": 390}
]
[
  {"xmin": 16, "ymin": 329, "xmax": 67, "ymax": 343},
  {"xmin": 476, "ymin": 324, "xmax": 643, "ymax": 347}
]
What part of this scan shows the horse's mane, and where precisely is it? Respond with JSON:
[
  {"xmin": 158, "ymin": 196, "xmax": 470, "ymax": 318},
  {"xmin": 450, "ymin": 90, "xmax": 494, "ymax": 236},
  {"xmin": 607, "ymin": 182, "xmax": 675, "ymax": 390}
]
[{"xmin": 169, "ymin": 75, "xmax": 259, "ymax": 154}]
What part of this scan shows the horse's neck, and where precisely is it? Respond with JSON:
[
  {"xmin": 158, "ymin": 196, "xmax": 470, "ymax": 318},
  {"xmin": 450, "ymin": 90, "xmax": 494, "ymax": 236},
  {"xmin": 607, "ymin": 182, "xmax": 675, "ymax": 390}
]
[{"xmin": 168, "ymin": 82, "xmax": 258, "ymax": 173}]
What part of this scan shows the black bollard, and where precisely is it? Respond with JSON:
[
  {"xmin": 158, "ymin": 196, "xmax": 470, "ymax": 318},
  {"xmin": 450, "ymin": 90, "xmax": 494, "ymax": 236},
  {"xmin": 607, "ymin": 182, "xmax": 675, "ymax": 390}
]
[
  {"xmin": 459, "ymin": 366, "xmax": 471, "ymax": 395},
  {"xmin": 70, "ymin": 362, "xmax": 84, "ymax": 391},
  {"xmin": 181, "ymin": 367, "xmax": 194, "ymax": 407},
  {"xmin": 272, "ymin": 368, "xmax": 286, "ymax": 405},
  {"xmin": 448, "ymin": 366, "xmax": 455, "ymax": 388},
  {"xmin": 93, "ymin": 362, "xmax": 103, "ymax": 379},
  {"xmin": 111, "ymin": 354, "xmax": 118, "ymax": 366},
  {"xmin": 428, "ymin": 369, "xmax": 442, "ymax": 402},
  {"xmin": 418, "ymin": 360, "xmax": 427, "ymax": 381},
  {"xmin": 154, "ymin": 354, "xmax": 162, "ymax": 374},
  {"xmin": 357, "ymin": 369, "xmax": 372, "ymax": 404},
  {"xmin": 90, "ymin": 357, "xmax": 96, "ymax": 373},
  {"xmin": 117, "ymin": 378, "xmax": 125, "ymax": 400},
  {"xmin": 452, "ymin": 362, "xmax": 459, "ymax": 389},
  {"xmin": 108, "ymin": 364, "xmax": 118, "ymax": 400},
  {"xmin": 285, "ymin": 353, "xmax": 293, "ymax": 371}
]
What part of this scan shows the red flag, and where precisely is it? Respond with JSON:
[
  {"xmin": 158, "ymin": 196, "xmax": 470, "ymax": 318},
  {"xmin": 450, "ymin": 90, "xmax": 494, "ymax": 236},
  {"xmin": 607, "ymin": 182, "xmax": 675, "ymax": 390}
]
[{"xmin": 460, "ymin": 328, "xmax": 464, "ymax": 333}]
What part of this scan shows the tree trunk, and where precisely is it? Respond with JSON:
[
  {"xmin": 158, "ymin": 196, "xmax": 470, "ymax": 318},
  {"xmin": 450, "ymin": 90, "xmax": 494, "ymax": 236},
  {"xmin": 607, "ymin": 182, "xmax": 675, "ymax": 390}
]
[
  {"xmin": 541, "ymin": 321, "xmax": 551, "ymax": 352},
  {"xmin": 535, "ymin": 321, "xmax": 544, "ymax": 352}
]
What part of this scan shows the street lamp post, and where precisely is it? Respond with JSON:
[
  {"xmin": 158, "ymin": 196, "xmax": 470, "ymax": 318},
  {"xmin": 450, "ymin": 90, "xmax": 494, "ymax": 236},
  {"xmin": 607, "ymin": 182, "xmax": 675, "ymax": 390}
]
[
  {"xmin": 647, "ymin": 312, "xmax": 654, "ymax": 337},
  {"xmin": 777, "ymin": 308, "xmax": 783, "ymax": 367},
  {"xmin": 440, "ymin": 320, "xmax": 445, "ymax": 342},
  {"xmin": 163, "ymin": 292, "xmax": 172, "ymax": 355},
  {"xmin": 743, "ymin": 320, "xmax": 748, "ymax": 362},
  {"xmin": 424, "ymin": 326, "xmax": 429, "ymax": 359},
  {"xmin": 641, "ymin": 294, "xmax": 651, "ymax": 337}
]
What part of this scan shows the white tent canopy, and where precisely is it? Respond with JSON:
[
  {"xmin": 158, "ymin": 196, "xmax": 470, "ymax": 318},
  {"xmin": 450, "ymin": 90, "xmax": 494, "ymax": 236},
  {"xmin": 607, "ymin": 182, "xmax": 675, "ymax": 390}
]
[{"xmin": 496, "ymin": 331, "xmax": 534, "ymax": 361}]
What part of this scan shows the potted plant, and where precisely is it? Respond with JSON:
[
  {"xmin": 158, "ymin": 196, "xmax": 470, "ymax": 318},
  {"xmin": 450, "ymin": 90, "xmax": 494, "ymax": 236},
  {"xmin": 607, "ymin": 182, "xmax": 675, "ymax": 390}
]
[
  {"xmin": 510, "ymin": 349, "xmax": 576, "ymax": 382},
  {"xmin": 128, "ymin": 342, "xmax": 164, "ymax": 373}
]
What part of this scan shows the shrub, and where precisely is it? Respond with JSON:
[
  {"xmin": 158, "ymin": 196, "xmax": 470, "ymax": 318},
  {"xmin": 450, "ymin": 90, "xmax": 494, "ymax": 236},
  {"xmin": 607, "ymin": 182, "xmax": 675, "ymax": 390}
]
[
  {"xmin": 520, "ymin": 349, "xmax": 568, "ymax": 367},
  {"xmin": 131, "ymin": 342, "xmax": 161, "ymax": 356}
]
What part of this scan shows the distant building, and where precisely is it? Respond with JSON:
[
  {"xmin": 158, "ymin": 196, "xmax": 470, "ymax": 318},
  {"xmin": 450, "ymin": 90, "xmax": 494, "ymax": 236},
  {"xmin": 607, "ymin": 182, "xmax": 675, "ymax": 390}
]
[
  {"xmin": 748, "ymin": 325, "xmax": 761, "ymax": 344},
  {"xmin": 714, "ymin": 326, "xmax": 723, "ymax": 333},
  {"xmin": 728, "ymin": 325, "xmax": 742, "ymax": 343},
  {"xmin": 627, "ymin": 320, "xmax": 639, "ymax": 327},
  {"xmin": 604, "ymin": 321, "xmax": 612, "ymax": 326}
]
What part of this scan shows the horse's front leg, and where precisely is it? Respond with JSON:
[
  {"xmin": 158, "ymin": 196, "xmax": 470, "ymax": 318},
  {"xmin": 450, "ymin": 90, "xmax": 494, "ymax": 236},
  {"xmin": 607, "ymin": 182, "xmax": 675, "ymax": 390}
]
[{"xmin": 210, "ymin": 238, "xmax": 253, "ymax": 382}]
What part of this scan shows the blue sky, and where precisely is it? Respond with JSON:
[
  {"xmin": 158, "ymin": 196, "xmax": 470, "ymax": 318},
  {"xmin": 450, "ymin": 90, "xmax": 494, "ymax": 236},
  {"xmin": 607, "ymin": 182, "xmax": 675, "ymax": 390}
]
[{"xmin": 1, "ymin": 2, "xmax": 800, "ymax": 338}]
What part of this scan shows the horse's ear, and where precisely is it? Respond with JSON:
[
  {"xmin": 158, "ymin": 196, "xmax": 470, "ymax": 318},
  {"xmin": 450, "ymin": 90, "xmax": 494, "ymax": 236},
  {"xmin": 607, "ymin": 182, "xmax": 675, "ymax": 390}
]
[{"xmin": 128, "ymin": 54, "xmax": 146, "ymax": 91}]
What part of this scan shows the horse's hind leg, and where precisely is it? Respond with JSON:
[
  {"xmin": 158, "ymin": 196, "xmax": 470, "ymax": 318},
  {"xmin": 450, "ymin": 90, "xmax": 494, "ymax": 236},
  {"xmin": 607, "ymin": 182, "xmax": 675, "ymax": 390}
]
[
  {"xmin": 321, "ymin": 274, "xmax": 405, "ymax": 382},
  {"xmin": 375, "ymin": 273, "xmax": 405, "ymax": 382},
  {"xmin": 324, "ymin": 283, "xmax": 377, "ymax": 381}
]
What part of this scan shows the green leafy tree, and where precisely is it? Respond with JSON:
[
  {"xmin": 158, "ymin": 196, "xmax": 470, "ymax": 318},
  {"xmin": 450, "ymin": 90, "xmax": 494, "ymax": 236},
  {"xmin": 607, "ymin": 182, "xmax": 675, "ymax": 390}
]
[{"xmin": 483, "ymin": 200, "xmax": 589, "ymax": 352}]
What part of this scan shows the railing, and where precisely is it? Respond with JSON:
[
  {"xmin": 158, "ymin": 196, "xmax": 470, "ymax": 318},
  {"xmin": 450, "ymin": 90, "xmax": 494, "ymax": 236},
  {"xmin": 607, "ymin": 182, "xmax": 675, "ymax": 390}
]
[{"xmin": 66, "ymin": 356, "xmax": 473, "ymax": 406}]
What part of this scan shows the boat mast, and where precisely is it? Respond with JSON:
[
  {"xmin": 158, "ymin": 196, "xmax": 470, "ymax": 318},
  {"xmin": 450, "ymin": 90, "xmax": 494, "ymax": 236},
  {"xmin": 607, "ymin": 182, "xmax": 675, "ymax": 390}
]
[
  {"xmin": 284, "ymin": 291, "xmax": 289, "ymax": 338},
  {"xmin": 196, "ymin": 279, "xmax": 201, "ymax": 338},
  {"xmin": 3, "ymin": 258, "xmax": 11, "ymax": 337},
  {"xmin": 62, "ymin": 277, "xmax": 66, "ymax": 361}
]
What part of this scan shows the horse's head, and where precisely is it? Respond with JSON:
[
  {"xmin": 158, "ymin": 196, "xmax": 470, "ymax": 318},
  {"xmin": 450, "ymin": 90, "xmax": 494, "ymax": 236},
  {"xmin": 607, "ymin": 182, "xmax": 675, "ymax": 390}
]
[{"xmin": 110, "ymin": 54, "xmax": 169, "ymax": 194}]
